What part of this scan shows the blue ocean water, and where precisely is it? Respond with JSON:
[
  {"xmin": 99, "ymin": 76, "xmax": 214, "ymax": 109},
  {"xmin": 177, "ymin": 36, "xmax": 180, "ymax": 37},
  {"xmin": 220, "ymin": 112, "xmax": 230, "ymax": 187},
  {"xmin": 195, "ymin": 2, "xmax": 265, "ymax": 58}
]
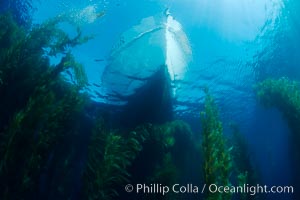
[{"xmin": 1, "ymin": 0, "xmax": 300, "ymax": 199}]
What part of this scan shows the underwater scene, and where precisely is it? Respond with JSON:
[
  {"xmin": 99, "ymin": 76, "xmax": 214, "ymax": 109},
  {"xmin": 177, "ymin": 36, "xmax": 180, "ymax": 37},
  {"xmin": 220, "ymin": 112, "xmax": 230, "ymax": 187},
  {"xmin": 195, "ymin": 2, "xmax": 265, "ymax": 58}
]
[{"xmin": 0, "ymin": 0, "xmax": 300, "ymax": 199}]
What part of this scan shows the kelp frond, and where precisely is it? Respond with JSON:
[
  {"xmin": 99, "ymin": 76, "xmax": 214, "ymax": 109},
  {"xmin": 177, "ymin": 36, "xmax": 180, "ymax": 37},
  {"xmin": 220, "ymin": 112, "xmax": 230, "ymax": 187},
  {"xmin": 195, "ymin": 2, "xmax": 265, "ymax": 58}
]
[
  {"xmin": 0, "ymin": 12, "xmax": 88, "ymax": 199},
  {"xmin": 83, "ymin": 119, "xmax": 142, "ymax": 200},
  {"xmin": 255, "ymin": 77, "xmax": 300, "ymax": 119},
  {"xmin": 201, "ymin": 91, "xmax": 233, "ymax": 200}
]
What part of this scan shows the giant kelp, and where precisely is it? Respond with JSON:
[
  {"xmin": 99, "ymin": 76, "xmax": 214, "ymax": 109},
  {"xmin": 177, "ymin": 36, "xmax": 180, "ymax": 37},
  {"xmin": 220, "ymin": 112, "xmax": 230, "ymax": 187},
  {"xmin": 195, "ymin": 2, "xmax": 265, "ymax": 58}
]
[
  {"xmin": 255, "ymin": 77, "xmax": 300, "ymax": 146},
  {"xmin": 255, "ymin": 77, "xmax": 300, "ymax": 198},
  {"xmin": 130, "ymin": 121, "xmax": 190, "ymax": 182},
  {"xmin": 229, "ymin": 123, "xmax": 259, "ymax": 200},
  {"xmin": 200, "ymin": 91, "xmax": 233, "ymax": 200},
  {"xmin": 255, "ymin": 77, "xmax": 300, "ymax": 127},
  {"xmin": 0, "ymin": 13, "xmax": 89, "ymax": 129},
  {"xmin": 83, "ymin": 118, "xmax": 142, "ymax": 200},
  {"xmin": 83, "ymin": 120, "xmax": 193, "ymax": 200},
  {"xmin": 147, "ymin": 153, "xmax": 179, "ymax": 200},
  {"xmin": 200, "ymin": 92, "xmax": 258, "ymax": 200},
  {"xmin": 134, "ymin": 121, "xmax": 197, "ymax": 200},
  {"xmin": 0, "ymin": 13, "xmax": 90, "ymax": 199},
  {"xmin": 0, "ymin": 86, "xmax": 86, "ymax": 199}
]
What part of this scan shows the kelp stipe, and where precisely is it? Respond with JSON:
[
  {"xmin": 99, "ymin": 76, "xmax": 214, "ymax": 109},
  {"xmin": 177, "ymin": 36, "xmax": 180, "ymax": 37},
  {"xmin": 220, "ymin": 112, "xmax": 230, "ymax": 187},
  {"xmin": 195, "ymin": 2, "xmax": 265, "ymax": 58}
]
[
  {"xmin": 200, "ymin": 91, "xmax": 233, "ymax": 200},
  {"xmin": 82, "ymin": 120, "xmax": 186, "ymax": 200},
  {"xmin": 82, "ymin": 117, "xmax": 142, "ymax": 200},
  {"xmin": 136, "ymin": 122, "xmax": 189, "ymax": 200},
  {"xmin": 229, "ymin": 123, "xmax": 259, "ymax": 200},
  {"xmin": 0, "ymin": 87, "xmax": 86, "ymax": 198},
  {"xmin": 0, "ymin": 12, "xmax": 90, "ymax": 199},
  {"xmin": 147, "ymin": 153, "xmax": 179, "ymax": 200},
  {"xmin": 0, "ymin": 13, "xmax": 90, "ymax": 128}
]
